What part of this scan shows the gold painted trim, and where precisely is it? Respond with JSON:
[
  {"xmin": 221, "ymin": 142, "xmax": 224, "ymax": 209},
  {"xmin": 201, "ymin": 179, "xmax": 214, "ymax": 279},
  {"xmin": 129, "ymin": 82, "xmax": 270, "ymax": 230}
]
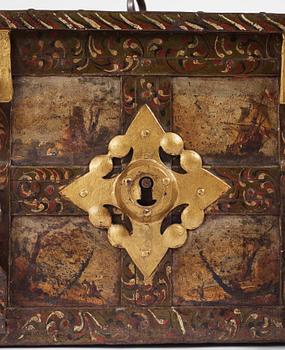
[{"xmin": 0, "ymin": 30, "xmax": 13, "ymax": 103}]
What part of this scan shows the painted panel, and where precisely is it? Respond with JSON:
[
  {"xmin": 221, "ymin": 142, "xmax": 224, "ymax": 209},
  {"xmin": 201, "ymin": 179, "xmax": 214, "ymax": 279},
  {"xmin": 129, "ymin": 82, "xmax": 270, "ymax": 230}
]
[
  {"xmin": 173, "ymin": 77, "xmax": 279, "ymax": 165},
  {"xmin": 3, "ymin": 306, "xmax": 285, "ymax": 345},
  {"xmin": 11, "ymin": 167, "xmax": 87, "ymax": 215},
  {"xmin": 10, "ymin": 216, "xmax": 121, "ymax": 306},
  {"xmin": 173, "ymin": 216, "xmax": 280, "ymax": 305},
  {"xmin": 1, "ymin": 11, "xmax": 285, "ymax": 33},
  {"xmin": 0, "ymin": 267, "xmax": 5, "ymax": 335},
  {"xmin": 12, "ymin": 32, "xmax": 280, "ymax": 76},
  {"xmin": 11, "ymin": 77, "xmax": 121, "ymax": 165},
  {"xmin": 207, "ymin": 167, "xmax": 280, "ymax": 215},
  {"xmin": 0, "ymin": 104, "xmax": 10, "ymax": 281},
  {"xmin": 121, "ymin": 250, "xmax": 172, "ymax": 306},
  {"xmin": 122, "ymin": 76, "xmax": 171, "ymax": 131},
  {"xmin": 11, "ymin": 166, "xmax": 280, "ymax": 216}
]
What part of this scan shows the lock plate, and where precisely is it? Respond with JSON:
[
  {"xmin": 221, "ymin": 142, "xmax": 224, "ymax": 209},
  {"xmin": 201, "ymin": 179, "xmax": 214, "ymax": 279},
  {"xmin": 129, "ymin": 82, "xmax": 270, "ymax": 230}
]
[
  {"xmin": 116, "ymin": 159, "xmax": 178, "ymax": 223},
  {"xmin": 60, "ymin": 105, "xmax": 230, "ymax": 280}
]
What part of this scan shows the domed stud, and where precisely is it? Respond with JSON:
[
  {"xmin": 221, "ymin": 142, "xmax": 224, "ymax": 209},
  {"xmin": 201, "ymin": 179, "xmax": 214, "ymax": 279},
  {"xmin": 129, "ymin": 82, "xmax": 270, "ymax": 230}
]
[
  {"xmin": 89, "ymin": 206, "xmax": 112, "ymax": 228},
  {"xmin": 181, "ymin": 205, "xmax": 204, "ymax": 230},
  {"xmin": 180, "ymin": 150, "xmax": 202, "ymax": 172},
  {"xmin": 108, "ymin": 135, "xmax": 131, "ymax": 158},
  {"xmin": 160, "ymin": 132, "xmax": 184, "ymax": 156},
  {"xmin": 163, "ymin": 224, "xmax": 187, "ymax": 249},
  {"xmin": 108, "ymin": 224, "xmax": 129, "ymax": 248},
  {"xmin": 89, "ymin": 155, "xmax": 113, "ymax": 176}
]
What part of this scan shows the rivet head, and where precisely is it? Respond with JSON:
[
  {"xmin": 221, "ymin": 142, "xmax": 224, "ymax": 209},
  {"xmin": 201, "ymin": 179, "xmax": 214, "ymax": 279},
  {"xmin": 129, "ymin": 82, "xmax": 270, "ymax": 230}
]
[
  {"xmin": 143, "ymin": 208, "xmax": 152, "ymax": 217},
  {"xmin": 123, "ymin": 177, "xmax": 132, "ymax": 186},
  {"xmin": 141, "ymin": 248, "xmax": 151, "ymax": 257},
  {"xmin": 162, "ymin": 177, "xmax": 170, "ymax": 186},
  {"xmin": 79, "ymin": 189, "xmax": 88, "ymax": 198},
  {"xmin": 197, "ymin": 188, "xmax": 205, "ymax": 196},
  {"xmin": 141, "ymin": 129, "xmax": 150, "ymax": 137}
]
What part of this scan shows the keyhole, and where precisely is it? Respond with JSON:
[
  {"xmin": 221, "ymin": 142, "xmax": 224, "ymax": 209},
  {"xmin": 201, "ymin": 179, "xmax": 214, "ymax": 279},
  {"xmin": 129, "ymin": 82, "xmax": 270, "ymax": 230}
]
[{"xmin": 137, "ymin": 176, "xmax": 156, "ymax": 206}]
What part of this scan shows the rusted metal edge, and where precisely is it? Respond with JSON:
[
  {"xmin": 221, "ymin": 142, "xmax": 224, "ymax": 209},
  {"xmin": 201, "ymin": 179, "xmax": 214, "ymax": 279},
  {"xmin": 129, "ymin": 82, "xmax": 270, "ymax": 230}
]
[{"xmin": 0, "ymin": 11, "xmax": 285, "ymax": 32}]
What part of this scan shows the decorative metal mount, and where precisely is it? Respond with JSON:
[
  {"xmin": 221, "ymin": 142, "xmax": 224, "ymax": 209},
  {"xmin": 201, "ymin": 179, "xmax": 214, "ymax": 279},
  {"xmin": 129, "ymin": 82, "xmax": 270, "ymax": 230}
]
[
  {"xmin": 127, "ymin": 0, "xmax": 146, "ymax": 12},
  {"xmin": 60, "ymin": 105, "xmax": 230, "ymax": 280},
  {"xmin": 0, "ymin": 30, "xmax": 12, "ymax": 103}
]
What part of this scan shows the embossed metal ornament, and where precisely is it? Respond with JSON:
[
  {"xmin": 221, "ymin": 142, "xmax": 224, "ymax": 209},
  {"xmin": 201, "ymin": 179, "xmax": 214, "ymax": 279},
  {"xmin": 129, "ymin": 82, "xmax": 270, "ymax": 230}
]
[{"xmin": 60, "ymin": 105, "xmax": 230, "ymax": 279}]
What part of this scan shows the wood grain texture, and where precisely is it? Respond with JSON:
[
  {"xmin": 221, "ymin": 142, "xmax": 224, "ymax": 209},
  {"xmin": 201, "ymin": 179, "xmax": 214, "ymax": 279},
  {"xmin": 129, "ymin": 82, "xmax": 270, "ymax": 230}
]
[
  {"xmin": 173, "ymin": 216, "xmax": 280, "ymax": 305},
  {"xmin": 10, "ymin": 216, "xmax": 121, "ymax": 307},
  {"xmin": 11, "ymin": 77, "xmax": 121, "ymax": 166},
  {"xmin": 173, "ymin": 77, "xmax": 279, "ymax": 165}
]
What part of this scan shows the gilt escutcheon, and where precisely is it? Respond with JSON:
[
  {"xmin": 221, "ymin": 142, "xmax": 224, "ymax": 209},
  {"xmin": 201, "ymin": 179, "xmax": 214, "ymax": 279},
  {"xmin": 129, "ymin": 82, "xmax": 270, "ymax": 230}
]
[{"xmin": 60, "ymin": 105, "xmax": 230, "ymax": 280}]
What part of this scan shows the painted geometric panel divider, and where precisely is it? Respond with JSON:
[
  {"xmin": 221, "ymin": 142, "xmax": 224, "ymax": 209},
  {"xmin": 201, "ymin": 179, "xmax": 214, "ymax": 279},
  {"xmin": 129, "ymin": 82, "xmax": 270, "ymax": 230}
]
[{"xmin": 0, "ymin": 10, "xmax": 285, "ymax": 345}]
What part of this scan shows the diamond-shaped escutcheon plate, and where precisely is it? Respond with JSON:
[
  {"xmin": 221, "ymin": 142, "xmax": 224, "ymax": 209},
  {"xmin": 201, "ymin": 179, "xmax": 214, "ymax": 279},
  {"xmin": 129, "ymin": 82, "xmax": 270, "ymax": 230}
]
[{"xmin": 60, "ymin": 105, "xmax": 230, "ymax": 281}]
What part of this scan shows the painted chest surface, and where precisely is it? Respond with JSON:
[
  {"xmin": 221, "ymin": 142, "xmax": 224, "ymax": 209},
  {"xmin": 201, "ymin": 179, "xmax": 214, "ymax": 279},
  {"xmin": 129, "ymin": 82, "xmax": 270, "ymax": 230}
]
[{"xmin": 0, "ymin": 9, "xmax": 285, "ymax": 346}]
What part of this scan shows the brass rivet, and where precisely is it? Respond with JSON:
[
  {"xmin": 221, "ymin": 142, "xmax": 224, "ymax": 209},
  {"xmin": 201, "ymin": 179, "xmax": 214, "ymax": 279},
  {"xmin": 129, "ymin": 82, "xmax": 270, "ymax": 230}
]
[
  {"xmin": 197, "ymin": 188, "xmax": 205, "ymax": 196},
  {"xmin": 141, "ymin": 248, "xmax": 151, "ymax": 257},
  {"xmin": 143, "ymin": 208, "xmax": 152, "ymax": 216},
  {"xmin": 79, "ymin": 189, "xmax": 88, "ymax": 198},
  {"xmin": 123, "ymin": 177, "xmax": 132, "ymax": 186},
  {"xmin": 162, "ymin": 177, "xmax": 170, "ymax": 186},
  {"xmin": 141, "ymin": 129, "xmax": 150, "ymax": 137}
]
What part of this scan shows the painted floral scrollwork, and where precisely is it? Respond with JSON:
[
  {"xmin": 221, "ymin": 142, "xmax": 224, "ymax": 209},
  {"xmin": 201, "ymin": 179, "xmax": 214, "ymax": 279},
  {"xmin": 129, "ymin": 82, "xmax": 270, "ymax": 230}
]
[
  {"xmin": 13, "ymin": 168, "xmax": 84, "ymax": 214},
  {"xmin": 208, "ymin": 167, "xmax": 279, "ymax": 214},
  {"xmin": 14, "ymin": 32, "xmax": 280, "ymax": 76}
]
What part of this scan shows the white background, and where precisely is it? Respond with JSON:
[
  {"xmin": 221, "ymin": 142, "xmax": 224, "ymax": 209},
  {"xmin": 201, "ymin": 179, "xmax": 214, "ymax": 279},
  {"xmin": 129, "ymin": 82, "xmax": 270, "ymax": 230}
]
[
  {"xmin": 1, "ymin": 0, "xmax": 285, "ymax": 349},
  {"xmin": 0, "ymin": 0, "xmax": 285, "ymax": 12}
]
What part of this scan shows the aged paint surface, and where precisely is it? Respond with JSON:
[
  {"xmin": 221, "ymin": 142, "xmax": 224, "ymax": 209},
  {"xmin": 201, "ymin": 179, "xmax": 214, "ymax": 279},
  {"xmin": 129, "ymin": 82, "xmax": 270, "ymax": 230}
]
[
  {"xmin": 173, "ymin": 77, "xmax": 278, "ymax": 165},
  {"xmin": 0, "ymin": 21, "xmax": 283, "ymax": 346},
  {"xmin": 0, "ymin": 267, "xmax": 6, "ymax": 335},
  {"xmin": 10, "ymin": 216, "xmax": 120, "ymax": 306},
  {"xmin": 281, "ymin": 106, "xmax": 285, "ymax": 301},
  {"xmin": 0, "ymin": 104, "xmax": 9, "ymax": 274},
  {"xmin": 173, "ymin": 216, "xmax": 279, "ymax": 305},
  {"xmin": 121, "ymin": 250, "xmax": 172, "ymax": 306},
  {"xmin": 11, "ymin": 167, "xmax": 87, "ymax": 215},
  {"xmin": 10, "ymin": 166, "xmax": 280, "ymax": 216},
  {"xmin": 2, "ymin": 11, "xmax": 285, "ymax": 33},
  {"xmin": 11, "ymin": 77, "xmax": 121, "ymax": 165},
  {"xmin": 281, "ymin": 105, "xmax": 285, "ymax": 171},
  {"xmin": 0, "ymin": 105, "xmax": 9, "ymax": 162},
  {"xmin": 2, "ymin": 306, "xmax": 285, "ymax": 345},
  {"xmin": 122, "ymin": 76, "xmax": 171, "ymax": 131},
  {"xmin": 12, "ymin": 32, "xmax": 280, "ymax": 76},
  {"xmin": 0, "ymin": 161, "xmax": 9, "ymax": 272},
  {"xmin": 207, "ymin": 167, "xmax": 280, "ymax": 215},
  {"xmin": 0, "ymin": 104, "xmax": 9, "ymax": 338}
]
